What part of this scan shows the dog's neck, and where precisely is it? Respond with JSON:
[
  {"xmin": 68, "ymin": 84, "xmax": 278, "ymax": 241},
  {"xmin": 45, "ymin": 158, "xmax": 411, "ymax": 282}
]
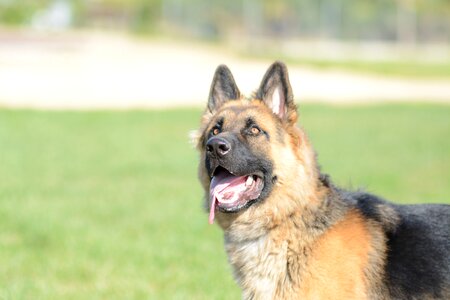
[{"xmin": 222, "ymin": 176, "xmax": 348, "ymax": 299}]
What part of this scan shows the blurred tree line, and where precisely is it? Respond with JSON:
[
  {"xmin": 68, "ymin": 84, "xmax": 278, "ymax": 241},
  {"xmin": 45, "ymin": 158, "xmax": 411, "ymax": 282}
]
[{"xmin": 0, "ymin": 0, "xmax": 449, "ymax": 43}]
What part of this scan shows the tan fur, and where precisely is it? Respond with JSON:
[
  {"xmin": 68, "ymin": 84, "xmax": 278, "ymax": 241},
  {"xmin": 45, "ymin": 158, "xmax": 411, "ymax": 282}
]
[
  {"xmin": 197, "ymin": 96, "xmax": 388, "ymax": 299},
  {"xmin": 297, "ymin": 210, "xmax": 372, "ymax": 299}
]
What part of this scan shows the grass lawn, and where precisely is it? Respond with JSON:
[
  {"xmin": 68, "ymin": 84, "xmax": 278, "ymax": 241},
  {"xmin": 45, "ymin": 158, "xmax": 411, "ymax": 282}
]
[{"xmin": 0, "ymin": 104, "xmax": 449, "ymax": 299}]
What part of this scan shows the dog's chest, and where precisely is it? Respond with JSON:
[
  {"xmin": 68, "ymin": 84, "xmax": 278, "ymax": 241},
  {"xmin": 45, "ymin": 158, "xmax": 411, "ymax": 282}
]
[{"xmin": 225, "ymin": 235, "xmax": 289, "ymax": 299}]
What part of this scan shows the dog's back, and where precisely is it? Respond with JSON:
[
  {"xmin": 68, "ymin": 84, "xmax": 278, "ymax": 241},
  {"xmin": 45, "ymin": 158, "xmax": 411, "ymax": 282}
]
[
  {"xmin": 347, "ymin": 190, "xmax": 450, "ymax": 298},
  {"xmin": 386, "ymin": 204, "xmax": 450, "ymax": 298}
]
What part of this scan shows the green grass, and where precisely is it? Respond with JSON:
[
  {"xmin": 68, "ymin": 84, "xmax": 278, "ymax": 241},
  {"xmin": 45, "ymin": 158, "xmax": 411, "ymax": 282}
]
[{"xmin": 0, "ymin": 104, "xmax": 449, "ymax": 299}]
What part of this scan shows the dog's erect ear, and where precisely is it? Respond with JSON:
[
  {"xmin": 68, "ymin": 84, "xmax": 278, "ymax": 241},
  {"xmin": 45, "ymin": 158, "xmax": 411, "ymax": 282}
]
[
  {"xmin": 207, "ymin": 65, "xmax": 240, "ymax": 113},
  {"xmin": 256, "ymin": 61, "xmax": 297, "ymax": 123}
]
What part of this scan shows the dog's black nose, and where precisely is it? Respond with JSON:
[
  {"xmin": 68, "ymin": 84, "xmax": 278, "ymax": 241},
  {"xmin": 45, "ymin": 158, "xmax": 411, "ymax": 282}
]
[{"xmin": 206, "ymin": 137, "xmax": 231, "ymax": 157}]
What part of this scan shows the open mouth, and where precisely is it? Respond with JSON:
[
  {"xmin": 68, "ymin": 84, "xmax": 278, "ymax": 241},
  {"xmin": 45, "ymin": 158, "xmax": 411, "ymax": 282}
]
[{"xmin": 209, "ymin": 166, "xmax": 264, "ymax": 224}]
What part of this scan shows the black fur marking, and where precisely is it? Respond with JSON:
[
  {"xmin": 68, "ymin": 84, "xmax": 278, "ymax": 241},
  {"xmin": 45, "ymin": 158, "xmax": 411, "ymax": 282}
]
[
  {"xmin": 384, "ymin": 204, "xmax": 450, "ymax": 298},
  {"xmin": 272, "ymin": 176, "xmax": 278, "ymax": 184},
  {"xmin": 348, "ymin": 192, "xmax": 399, "ymax": 233},
  {"xmin": 208, "ymin": 65, "xmax": 240, "ymax": 113},
  {"xmin": 216, "ymin": 117, "xmax": 224, "ymax": 128},
  {"xmin": 318, "ymin": 173, "xmax": 332, "ymax": 188},
  {"xmin": 205, "ymin": 132, "xmax": 275, "ymax": 212},
  {"xmin": 245, "ymin": 117, "xmax": 255, "ymax": 127}
]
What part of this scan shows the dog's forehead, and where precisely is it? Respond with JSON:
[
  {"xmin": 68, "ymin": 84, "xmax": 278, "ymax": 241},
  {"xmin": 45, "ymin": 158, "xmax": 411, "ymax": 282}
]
[{"xmin": 213, "ymin": 101, "xmax": 273, "ymax": 126}]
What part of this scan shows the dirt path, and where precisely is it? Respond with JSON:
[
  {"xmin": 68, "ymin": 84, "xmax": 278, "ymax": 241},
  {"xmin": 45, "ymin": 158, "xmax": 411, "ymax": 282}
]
[{"xmin": 0, "ymin": 31, "xmax": 449, "ymax": 109}]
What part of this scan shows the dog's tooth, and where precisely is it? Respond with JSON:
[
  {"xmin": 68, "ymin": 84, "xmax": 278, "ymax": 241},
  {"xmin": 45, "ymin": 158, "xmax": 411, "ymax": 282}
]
[{"xmin": 246, "ymin": 176, "xmax": 254, "ymax": 186}]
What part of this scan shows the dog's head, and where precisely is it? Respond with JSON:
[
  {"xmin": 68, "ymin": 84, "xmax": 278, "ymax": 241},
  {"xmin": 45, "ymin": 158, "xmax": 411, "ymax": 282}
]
[{"xmin": 194, "ymin": 62, "xmax": 318, "ymax": 231}]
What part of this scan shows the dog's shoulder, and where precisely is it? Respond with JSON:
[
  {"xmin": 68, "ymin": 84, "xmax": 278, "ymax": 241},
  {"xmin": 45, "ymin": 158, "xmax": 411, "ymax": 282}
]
[{"xmin": 319, "ymin": 174, "xmax": 400, "ymax": 232}]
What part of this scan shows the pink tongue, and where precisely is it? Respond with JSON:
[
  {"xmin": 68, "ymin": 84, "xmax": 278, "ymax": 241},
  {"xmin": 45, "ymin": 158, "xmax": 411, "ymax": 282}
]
[{"xmin": 208, "ymin": 172, "xmax": 247, "ymax": 224}]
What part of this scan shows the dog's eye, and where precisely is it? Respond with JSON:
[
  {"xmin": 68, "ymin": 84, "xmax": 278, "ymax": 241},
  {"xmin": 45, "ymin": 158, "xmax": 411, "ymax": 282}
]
[
  {"xmin": 250, "ymin": 126, "xmax": 260, "ymax": 135},
  {"xmin": 212, "ymin": 127, "xmax": 220, "ymax": 135}
]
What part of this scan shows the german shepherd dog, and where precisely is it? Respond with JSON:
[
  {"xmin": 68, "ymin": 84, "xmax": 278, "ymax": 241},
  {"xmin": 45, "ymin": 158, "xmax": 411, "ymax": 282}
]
[{"xmin": 194, "ymin": 62, "xmax": 450, "ymax": 299}]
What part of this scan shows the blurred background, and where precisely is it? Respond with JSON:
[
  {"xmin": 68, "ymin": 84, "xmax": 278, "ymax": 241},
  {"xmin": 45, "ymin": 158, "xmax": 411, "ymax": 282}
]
[
  {"xmin": 0, "ymin": 0, "xmax": 450, "ymax": 107},
  {"xmin": 0, "ymin": 1, "xmax": 449, "ymax": 299}
]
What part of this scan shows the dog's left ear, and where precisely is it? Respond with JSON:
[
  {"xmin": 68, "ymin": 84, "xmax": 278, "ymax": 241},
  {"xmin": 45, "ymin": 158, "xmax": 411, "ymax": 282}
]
[
  {"xmin": 207, "ymin": 65, "xmax": 241, "ymax": 113},
  {"xmin": 256, "ymin": 61, "xmax": 297, "ymax": 124}
]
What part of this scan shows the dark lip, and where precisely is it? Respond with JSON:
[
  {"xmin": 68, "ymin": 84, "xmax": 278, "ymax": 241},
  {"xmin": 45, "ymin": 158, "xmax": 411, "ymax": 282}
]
[
  {"xmin": 212, "ymin": 165, "xmax": 264, "ymax": 179},
  {"xmin": 217, "ymin": 198, "xmax": 259, "ymax": 213}
]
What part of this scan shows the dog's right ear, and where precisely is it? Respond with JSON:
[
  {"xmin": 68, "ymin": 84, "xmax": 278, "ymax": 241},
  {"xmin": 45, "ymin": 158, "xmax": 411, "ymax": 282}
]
[{"xmin": 207, "ymin": 65, "xmax": 240, "ymax": 113}]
